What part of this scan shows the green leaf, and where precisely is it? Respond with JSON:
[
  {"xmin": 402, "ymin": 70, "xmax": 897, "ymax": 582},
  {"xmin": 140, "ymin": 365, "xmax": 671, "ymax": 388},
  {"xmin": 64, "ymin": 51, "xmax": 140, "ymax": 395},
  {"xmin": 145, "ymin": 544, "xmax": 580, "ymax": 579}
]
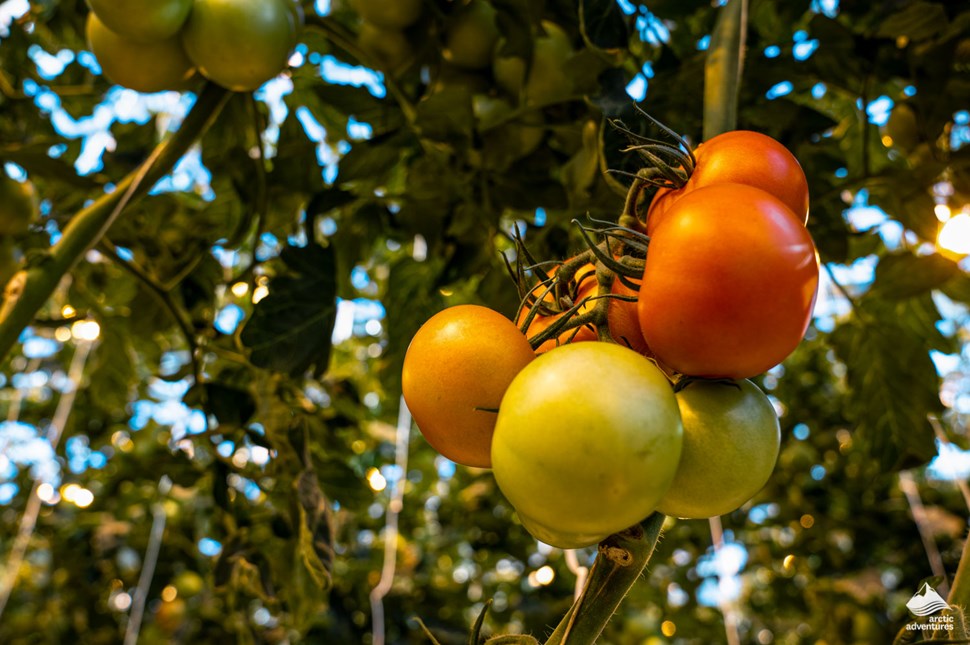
[
  {"xmin": 184, "ymin": 383, "xmax": 256, "ymax": 430},
  {"xmin": 703, "ymin": 0, "xmax": 746, "ymax": 140},
  {"xmin": 88, "ymin": 321, "xmax": 136, "ymax": 415},
  {"xmin": 869, "ymin": 252, "xmax": 960, "ymax": 300},
  {"xmin": 580, "ymin": 0, "xmax": 629, "ymax": 56},
  {"xmin": 240, "ymin": 243, "xmax": 337, "ymax": 377},
  {"xmin": 294, "ymin": 469, "xmax": 334, "ymax": 590},
  {"xmin": 875, "ymin": 1, "xmax": 948, "ymax": 41},
  {"xmin": 414, "ymin": 87, "xmax": 475, "ymax": 144},
  {"xmin": 829, "ymin": 318, "xmax": 939, "ymax": 470}
]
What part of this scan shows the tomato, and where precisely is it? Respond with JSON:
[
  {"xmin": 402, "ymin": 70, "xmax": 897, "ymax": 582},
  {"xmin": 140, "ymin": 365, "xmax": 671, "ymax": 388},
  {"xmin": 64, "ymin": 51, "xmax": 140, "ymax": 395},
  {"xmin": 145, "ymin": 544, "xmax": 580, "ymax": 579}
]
[
  {"xmin": 0, "ymin": 174, "xmax": 38, "ymax": 236},
  {"xmin": 402, "ymin": 305, "xmax": 535, "ymax": 468},
  {"xmin": 494, "ymin": 21, "xmax": 573, "ymax": 107},
  {"xmin": 181, "ymin": 0, "xmax": 300, "ymax": 92},
  {"xmin": 646, "ymin": 130, "xmax": 809, "ymax": 234},
  {"xmin": 86, "ymin": 0, "xmax": 192, "ymax": 43},
  {"xmin": 656, "ymin": 379, "xmax": 780, "ymax": 518},
  {"xmin": 353, "ymin": 0, "xmax": 423, "ymax": 30},
  {"xmin": 87, "ymin": 14, "xmax": 196, "ymax": 93},
  {"xmin": 443, "ymin": 0, "xmax": 499, "ymax": 70},
  {"xmin": 517, "ymin": 263, "xmax": 598, "ymax": 353},
  {"xmin": 638, "ymin": 183, "xmax": 819, "ymax": 379},
  {"xmin": 608, "ymin": 275, "xmax": 650, "ymax": 355},
  {"xmin": 492, "ymin": 342, "xmax": 682, "ymax": 549},
  {"xmin": 357, "ymin": 23, "xmax": 412, "ymax": 73}
]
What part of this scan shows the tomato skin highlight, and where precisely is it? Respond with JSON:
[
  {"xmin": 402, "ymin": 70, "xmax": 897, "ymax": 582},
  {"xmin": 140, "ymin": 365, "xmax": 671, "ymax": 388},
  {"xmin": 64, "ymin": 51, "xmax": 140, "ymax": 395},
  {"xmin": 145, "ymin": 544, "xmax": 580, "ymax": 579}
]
[
  {"xmin": 647, "ymin": 130, "xmax": 810, "ymax": 234},
  {"xmin": 657, "ymin": 379, "xmax": 781, "ymax": 519},
  {"xmin": 492, "ymin": 342, "xmax": 683, "ymax": 548},
  {"xmin": 402, "ymin": 305, "xmax": 535, "ymax": 468},
  {"xmin": 638, "ymin": 183, "xmax": 819, "ymax": 379},
  {"xmin": 86, "ymin": 0, "xmax": 193, "ymax": 43}
]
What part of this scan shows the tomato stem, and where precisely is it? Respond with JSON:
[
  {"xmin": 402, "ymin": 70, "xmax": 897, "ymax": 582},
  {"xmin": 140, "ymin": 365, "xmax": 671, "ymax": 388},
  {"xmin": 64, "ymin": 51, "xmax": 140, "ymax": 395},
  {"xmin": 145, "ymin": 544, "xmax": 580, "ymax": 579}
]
[{"xmin": 544, "ymin": 514, "xmax": 666, "ymax": 645}]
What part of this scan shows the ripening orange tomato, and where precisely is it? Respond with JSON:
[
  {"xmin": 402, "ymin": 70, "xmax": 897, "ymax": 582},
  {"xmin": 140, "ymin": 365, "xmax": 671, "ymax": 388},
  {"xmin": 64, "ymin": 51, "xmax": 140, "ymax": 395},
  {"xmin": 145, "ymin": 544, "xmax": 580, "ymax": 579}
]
[
  {"xmin": 646, "ymin": 130, "xmax": 809, "ymax": 234},
  {"xmin": 402, "ymin": 305, "xmax": 534, "ymax": 467}
]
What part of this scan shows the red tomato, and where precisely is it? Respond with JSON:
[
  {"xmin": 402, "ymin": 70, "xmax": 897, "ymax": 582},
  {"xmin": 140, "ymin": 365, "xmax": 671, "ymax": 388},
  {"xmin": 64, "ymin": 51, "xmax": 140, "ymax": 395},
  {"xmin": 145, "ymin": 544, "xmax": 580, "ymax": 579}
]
[
  {"xmin": 637, "ymin": 183, "xmax": 819, "ymax": 379},
  {"xmin": 402, "ymin": 305, "xmax": 535, "ymax": 467},
  {"xmin": 646, "ymin": 131, "xmax": 809, "ymax": 234}
]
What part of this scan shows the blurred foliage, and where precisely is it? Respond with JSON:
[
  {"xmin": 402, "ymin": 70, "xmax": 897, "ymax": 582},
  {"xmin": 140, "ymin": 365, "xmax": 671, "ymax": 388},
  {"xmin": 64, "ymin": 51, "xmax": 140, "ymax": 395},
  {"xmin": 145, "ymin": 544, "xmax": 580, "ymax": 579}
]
[{"xmin": 0, "ymin": 0, "xmax": 969, "ymax": 643}]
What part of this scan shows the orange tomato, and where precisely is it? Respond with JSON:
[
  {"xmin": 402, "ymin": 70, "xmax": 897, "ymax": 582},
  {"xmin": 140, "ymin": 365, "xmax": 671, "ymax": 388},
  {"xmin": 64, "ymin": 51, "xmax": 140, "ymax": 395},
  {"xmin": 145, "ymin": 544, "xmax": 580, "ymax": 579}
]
[{"xmin": 402, "ymin": 305, "xmax": 534, "ymax": 467}]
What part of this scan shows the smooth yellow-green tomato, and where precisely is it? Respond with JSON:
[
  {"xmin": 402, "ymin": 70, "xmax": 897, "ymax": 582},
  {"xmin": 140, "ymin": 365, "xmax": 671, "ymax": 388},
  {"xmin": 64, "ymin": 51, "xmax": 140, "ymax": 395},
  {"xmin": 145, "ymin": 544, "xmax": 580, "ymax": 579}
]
[
  {"xmin": 181, "ymin": 0, "xmax": 300, "ymax": 92},
  {"xmin": 86, "ymin": 0, "xmax": 193, "ymax": 43},
  {"xmin": 494, "ymin": 21, "xmax": 573, "ymax": 107},
  {"xmin": 443, "ymin": 0, "xmax": 499, "ymax": 70},
  {"xmin": 492, "ymin": 342, "xmax": 683, "ymax": 549},
  {"xmin": 86, "ymin": 13, "xmax": 196, "ymax": 93},
  {"xmin": 657, "ymin": 379, "xmax": 781, "ymax": 519}
]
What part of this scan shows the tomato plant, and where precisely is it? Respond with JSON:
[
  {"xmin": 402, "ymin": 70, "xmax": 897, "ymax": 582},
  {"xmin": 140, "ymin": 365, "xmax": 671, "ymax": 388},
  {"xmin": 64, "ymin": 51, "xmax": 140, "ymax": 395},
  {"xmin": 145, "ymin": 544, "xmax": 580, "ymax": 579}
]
[
  {"xmin": 0, "ymin": 173, "xmax": 38, "ymax": 237},
  {"xmin": 657, "ymin": 379, "xmax": 781, "ymax": 519},
  {"xmin": 180, "ymin": 0, "xmax": 300, "ymax": 92},
  {"xmin": 402, "ymin": 305, "xmax": 535, "ymax": 468},
  {"xmin": 86, "ymin": 13, "xmax": 196, "ymax": 93},
  {"xmin": 517, "ymin": 262, "xmax": 598, "ymax": 352},
  {"xmin": 353, "ymin": 0, "xmax": 423, "ymax": 30},
  {"xmin": 86, "ymin": 0, "xmax": 192, "ymax": 43},
  {"xmin": 491, "ymin": 342, "xmax": 683, "ymax": 549},
  {"xmin": 608, "ymin": 275, "xmax": 650, "ymax": 355},
  {"xmin": 443, "ymin": 0, "xmax": 499, "ymax": 70},
  {"xmin": 494, "ymin": 21, "xmax": 574, "ymax": 107},
  {"xmin": 638, "ymin": 183, "xmax": 819, "ymax": 379},
  {"xmin": 357, "ymin": 23, "xmax": 412, "ymax": 73},
  {"xmin": 647, "ymin": 130, "xmax": 810, "ymax": 234}
]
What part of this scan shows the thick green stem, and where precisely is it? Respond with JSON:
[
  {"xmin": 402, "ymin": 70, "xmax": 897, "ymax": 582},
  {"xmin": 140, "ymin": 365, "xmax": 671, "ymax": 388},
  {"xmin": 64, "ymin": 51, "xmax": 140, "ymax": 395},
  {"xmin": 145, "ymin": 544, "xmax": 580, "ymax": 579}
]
[
  {"xmin": 703, "ymin": 0, "xmax": 748, "ymax": 140},
  {"xmin": 0, "ymin": 83, "xmax": 230, "ymax": 365},
  {"xmin": 544, "ymin": 514, "xmax": 665, "ymax": 645}
]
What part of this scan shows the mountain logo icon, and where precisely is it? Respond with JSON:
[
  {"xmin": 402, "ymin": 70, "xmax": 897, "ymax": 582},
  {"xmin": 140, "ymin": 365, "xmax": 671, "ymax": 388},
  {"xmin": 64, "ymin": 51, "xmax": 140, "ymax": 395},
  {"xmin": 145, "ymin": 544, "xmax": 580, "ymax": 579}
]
[{"xmin": 907, "ymin": 583, "xmax": 952, "ymax": 617}]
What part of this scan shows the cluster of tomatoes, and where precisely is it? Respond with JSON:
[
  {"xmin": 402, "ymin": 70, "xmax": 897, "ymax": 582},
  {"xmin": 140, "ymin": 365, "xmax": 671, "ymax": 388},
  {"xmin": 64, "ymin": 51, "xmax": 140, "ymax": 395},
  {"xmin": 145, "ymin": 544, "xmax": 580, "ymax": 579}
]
[
  {"xmin": 85, "ymin": 0, "xmax": 302, "ymax": 93},
  {"xmin": 402, "ymin": 129, "xmax": 820, "ymax": 549}
]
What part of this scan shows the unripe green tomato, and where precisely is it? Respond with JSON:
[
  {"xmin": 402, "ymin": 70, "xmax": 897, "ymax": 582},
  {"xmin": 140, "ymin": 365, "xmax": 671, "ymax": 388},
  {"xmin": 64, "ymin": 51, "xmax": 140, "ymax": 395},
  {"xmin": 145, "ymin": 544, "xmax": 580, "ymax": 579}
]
[
  {"xmin": 656, "ymin": 379, "xmax": 780, "ymax": 519},
  {"xmin": 352, "ymin": 0, "xmax": 423, "ymax": 30},
  {"xmin": 492, "ymin": 342, "xmax": 683, "ymax": 549},
  {"xmin": 443, "ymin": 0, "xmax": 499, "ymax": 70},
  {"xmin": 357, "ymin": 23, "xmax": 411, "ymax": 73},
  {"xmin": 0, "ymin": 174, "xmax": 39, "ymax": 236},
  {"xmin": 181, "ymin": 0, "xmax": 300, "ymax": 92},
  {"xmin": 86, "ymin": 13, "xmax": 196, "ymax": 93},
  {"xmin": 494, "ymin": 21, "xmax": 573, "ymax": 107},
  {"xmin": 86, "ymin": 0, "xmax": 192, "ymax": 43}
]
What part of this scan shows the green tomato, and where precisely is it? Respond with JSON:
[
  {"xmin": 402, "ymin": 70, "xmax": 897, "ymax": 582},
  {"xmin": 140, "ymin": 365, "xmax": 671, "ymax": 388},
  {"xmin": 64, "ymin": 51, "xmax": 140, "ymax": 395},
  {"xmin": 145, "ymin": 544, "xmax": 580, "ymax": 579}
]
[
  {"xmin": 87, "ymin": 13, "xmax": 196, "ymax": 93},
  {"xmin": 86, "ymin": 0, "xmax": 192, "ymax": 43},
  {"xmin": 357, "ymin": 23, "xmax": 412, "ymax": 73},
  {"xmin": 353, "ymin": 0, "xmax": 423, "ymax": 30},
  {"xmin": 492, "ymin": 342, "xmax": 683, "ymax": 549},
  {"xmin": 0, "ymin": 174, "xmax": 38, "ymax": 237},
  {"xmin": 656, "ymin": 379, "xmax": 781, "ymax": 519},
  {"xmin": 494, "ymin": 21, "xmax": 573, "ymax": 107},
  {"xmin": 443, "ymin": 0, "xmax": 499, "ymax": 70},
  {"xmin": 181, "ymin": 0, "xmax": 300, "ymax": 92}
]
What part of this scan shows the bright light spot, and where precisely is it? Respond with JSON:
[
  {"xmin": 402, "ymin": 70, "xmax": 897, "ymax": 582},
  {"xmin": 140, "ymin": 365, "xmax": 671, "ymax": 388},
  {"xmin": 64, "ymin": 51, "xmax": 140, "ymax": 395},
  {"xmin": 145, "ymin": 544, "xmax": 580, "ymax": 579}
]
[
  {"xmin": 198, "ymin": 537, "xmax": 222, "ymax": 557},
  {"xmin": 534, "ymin": 565, "xmax": 555, "ymax": 586},
  {"xmin": 364, "ymin": 319, "xmax": 382, "ymax": 336},
  {"xmin": 71, "ymin": 320, "xmax": 100, "ymax": 340},
  {"xmin": 799, "ymin": 514, "xmax": 814, "ymax": 529},
  {"xmin": 231, "ymin": 282, "xmax": 249, "ymax": 298},
  {"xmin": 252, "ymin": 285, "xmax": 270, "ymax": 304},
  {"xmin": 54, "ymin": 327, "xmax": 72, "ymax": 342},
  {"xmin": 214, "ymin": 304, "xmax": 244, "ymax": 335},
  {"xmin": 73, "ymin": 487, "xmax": 94, "ymax": 508},
  {"xmin": 250, "ymin": 446, "xmax": 270, "ymax": 466},
  {"xmin": 935, "ymin": 204, "xmax": 952, "ymax": 221},
  {"xmin": 881, "ymin": 135, "xmax": 893, "ymax": 147},
  {"xmin": 61, "ymin": 305, "xmax": 76, "ymax": 318},
  {"xmin": 231, "ymin": 447, "xmax": 250, "ymax": 468},
  {"xmin": 866, "ymin": 96, "xmax": 894, "ymax": 125},
  {"xmin": 61, "ymin": 483, "xmax": 81, "ymax": 502},
  {"xmin": 625, "ymin": 74, "xmax": 647, "ymax": 101},
  {"xmin": 783, "ymin": 554, "xmax": 796, "ymax": 571},
  {"xmin": 367, "ymin": 467, "xmax": 387, "ymax": 492},
  {"xmin": 938, "ymin": 212, "xmax": 970, "ymax": 257},
  {"xmin": 766, "ymin": 81, "xmax": 793, "ymax": 100},
  {"xmin": 37, "ymin": 482, "xmax": 55, "ymax": 503},
  {"xmin": 764, "ymin": 45, "xmax": 781, "ymax": 58},
  {"xmin": 161, "ymin": 585, "xmax": 177, "ymax": 602},
  {"xmin": 661, "ymin": 620, "xmax": 677, "ymax": 637},
  {"xmin": 110, "ymin": 591, "xmax": 132, "ymax": 611}
]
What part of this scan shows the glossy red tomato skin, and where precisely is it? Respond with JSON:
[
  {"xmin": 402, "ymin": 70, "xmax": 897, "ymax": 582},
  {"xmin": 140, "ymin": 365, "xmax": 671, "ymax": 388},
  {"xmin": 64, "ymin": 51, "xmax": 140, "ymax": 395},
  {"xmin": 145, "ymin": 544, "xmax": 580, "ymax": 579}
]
[
  {"xmin": 638, "ymin": 183, "xmax": 819, "ymax": 379},
  {"xmin": 647, "ymin": 131, "xmax": 809, "ymax": 234}
]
